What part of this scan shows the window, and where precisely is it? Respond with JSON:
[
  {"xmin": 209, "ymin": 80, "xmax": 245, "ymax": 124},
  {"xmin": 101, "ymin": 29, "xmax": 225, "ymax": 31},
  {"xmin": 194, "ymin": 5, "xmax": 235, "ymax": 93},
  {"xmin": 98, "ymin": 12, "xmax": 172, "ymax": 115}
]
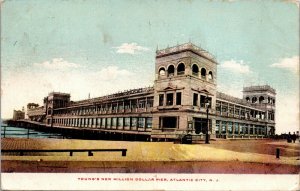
[
  {"xmin": 192, "ymin": 64, "xmax": 199, "ymax": 76},
  {"xmin": 147, "ymin": 97, "xmax": 154, "ymax": 108},
  {"xmin": 176, "ymin": 92, "xmax": 182, "ymax": 105},
  {"xmin": 259, "ymin": 96, "xmax": 264, "ymax": 104},
  {"xmin": 124, "ymin": 101, "xmax": 130, "ymax": 109},
  {"xmin": 159, "ymin": 68, "xmax": 166, "ymax": 76},
  {"xmin": 118, "ymin": 118, "xmax": 123, "ymax": 127},
  {"xmin": 208, "ymin": 71, "xmax": 213, "ymax": 80},
  {"xmin": 97, "ymin": 118, "xmax": 101, "ymax": 127},
  {"xmin": 166, "ymin": 93, "xmax": 173, "ymax": 106},
  {"xmin": 146, "ymin": 118, "xmax": 152, "ymax": 128},
  {"xmin": 201, "ymin": 68, "xmax": 206, "ymax": 79},
  {"xmin": 200, "ymin": 95, "xmax": 206, "ymax": 107},
  {"xmin": 250, "ymin": 127, "xmax": 253, "ymax": 134},
  {"xmin": 131, "ymin": 117, "xmax": 137, "ymax": 127},
  {"xmin": 235, "ymin": 108, "xmax": 240, "ymax": 115},
  {"xmin": 221, "ymin": 121, "xmax": 226, "ymax": 134},
  {"xmin": 131, "ymin": 100, "xmax": 137, "ymax": 109},
  {"xmin": 229, "ymin": 107, "xmax": 234, "ymax": 114},
  {"xmin": 200, "ymin": 96, "xmax": 211, "ymax": 108},
  {"xmin": 167, "ymin": 65, "xmax": 175, "ymax": 77},
  {"xmin": 240, "ymin": 124, "xmax": 244, "ymax": 134},
  {"xmin": 138, "ymin": 118, "xmax": 145, "ymax": 128},
  {"xmin": 138, "ymin": 99, "xmax": 146, "ymax": 108},
  {"xmin": 193, "ymin": 93, "xmax": 198, "ymax": 106},
  {"xmin": 216, "ymin": 121, "xmax": 220, "ymax": 134},
  {"xmin": 159, "ymin": 94, "xmax": 164, "ymax": 106},
  {"xmin": 124, "ymin": 117, "xmax": 130, "ymax": 127},
  {"xmin": 161, "ymin": 117, "xmax": 177, "ymax": 128},
  {"xmin": 252, "ymin": 97, "xmax": 257, "ymax": 103},
  {"xmin": 106, "ymin": 118, "xmax": 111, "ymax": 128},
  {"xmin": 228, "ymin": 122, "xmax": 233, "ymax": 134},
  {"xmin": 245, "ymin": 125, "xmax": 249, "ymax": 134},
  {"xmin": 177, "ymin": 63, "xmax": 185, "ymax": 75},
  {"xmin": 101, "ymin": 118, "xmax": 106, "ymax": 128},
  {"xmin": 112, "ymin": 118, "xmax": 117, "ymax": 127},
  {"xmin": 234, "ymin": 123, "xmax": 239, "ymax": 134}
]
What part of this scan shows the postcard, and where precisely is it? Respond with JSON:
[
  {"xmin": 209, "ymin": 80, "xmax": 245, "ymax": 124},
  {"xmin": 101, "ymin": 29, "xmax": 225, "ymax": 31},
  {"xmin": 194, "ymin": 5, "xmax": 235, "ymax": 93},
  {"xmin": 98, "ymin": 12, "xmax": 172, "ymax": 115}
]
[{"xmin": 1, "ymin": 0, "xmax": 299, "ymax": 190}]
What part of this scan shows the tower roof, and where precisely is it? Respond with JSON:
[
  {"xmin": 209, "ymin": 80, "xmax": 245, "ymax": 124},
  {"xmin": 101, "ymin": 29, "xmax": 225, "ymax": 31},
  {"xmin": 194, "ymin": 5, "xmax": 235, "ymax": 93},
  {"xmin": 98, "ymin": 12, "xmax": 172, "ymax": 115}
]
[
  {"xmin": 156, "ymin": 42, "xmax": 217, "ymax": 64},
  {"xmin": 243, "ymin": 85, "xmax": 276, "ymax": 94}
]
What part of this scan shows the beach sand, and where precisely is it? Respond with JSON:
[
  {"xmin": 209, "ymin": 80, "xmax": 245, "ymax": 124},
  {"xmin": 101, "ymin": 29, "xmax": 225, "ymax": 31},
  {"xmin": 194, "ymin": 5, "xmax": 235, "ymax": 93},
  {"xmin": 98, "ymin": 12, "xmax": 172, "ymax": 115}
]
[{"xmin": 1, "ymin": 138, "xmax": 299, "ymax": 173}]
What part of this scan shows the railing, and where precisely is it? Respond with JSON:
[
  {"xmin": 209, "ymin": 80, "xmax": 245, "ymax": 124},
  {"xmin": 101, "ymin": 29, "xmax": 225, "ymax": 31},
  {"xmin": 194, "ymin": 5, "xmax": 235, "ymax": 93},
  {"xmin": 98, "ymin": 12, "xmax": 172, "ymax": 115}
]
[
  {"xmin": 1, "ymin": 126, "xmax": 63, "ymax": 139},
  {"xmin": 192, "ymin": 72, "xmax": 198, "ymax": 76},
  {"xmin": 1, "ymin": 149, "xmax": 127, "ymax": 157},
  {"xmin": 177, "ymin": 71, "xmax": 185, "ymax": 75}
]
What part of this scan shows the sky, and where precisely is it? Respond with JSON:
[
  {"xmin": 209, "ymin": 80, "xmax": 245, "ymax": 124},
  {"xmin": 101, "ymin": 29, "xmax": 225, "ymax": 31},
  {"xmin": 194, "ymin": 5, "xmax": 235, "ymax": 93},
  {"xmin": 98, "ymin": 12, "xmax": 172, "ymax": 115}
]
[{"xmin": 1, "ymin": 0, "xmax": 299, "ymax": 134}]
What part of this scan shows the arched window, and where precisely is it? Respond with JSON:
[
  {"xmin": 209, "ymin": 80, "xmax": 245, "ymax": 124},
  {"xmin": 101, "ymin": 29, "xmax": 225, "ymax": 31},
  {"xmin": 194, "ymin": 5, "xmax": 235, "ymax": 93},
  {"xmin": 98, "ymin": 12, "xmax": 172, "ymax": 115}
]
[
  {"xmin": 47, "ymin": 107, "xmax": 52, "ymax": 115},
  {"xmin": 268, "ymin": 97, "xmax": 271, "ymax": 103},
  {"xmin": 252, "ymin": 97, "xmax": 257, "ymax": 103},
  {"xmin": 167, "ymin": 65, "xmax": 175, "ymax": 77},
  {"xmin": 177, "ymin": 63, "xmax": 185, "ymax": 75},
  {"xmin": 159, "ymin": 68, "xmax": 166, "ymax": 76},
  {"xmin": 246, "ymin": 97, "xmax": 250, "ymax": 102},
  {"xmin": 259, "ymin": 96, "xmax": 264, "ymax": 104},
  {"xmin": 192, "ymin": 64, "xmax": 199, "ymax": 76},
  {"xmin": 201, "ymin": 68, "xmax": 206, "ymax": 79},
  {"xmin": 208, "ymin": 71, "xmax": 213, "ymax": 80}
]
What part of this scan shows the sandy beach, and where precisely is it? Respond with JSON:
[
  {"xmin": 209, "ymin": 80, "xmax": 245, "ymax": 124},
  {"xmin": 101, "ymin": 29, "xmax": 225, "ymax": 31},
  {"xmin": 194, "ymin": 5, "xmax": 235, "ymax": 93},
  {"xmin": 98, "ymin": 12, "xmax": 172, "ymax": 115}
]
[{"xmin": 1, "ymin": 138, "xmax": 299, "ymax": 173}]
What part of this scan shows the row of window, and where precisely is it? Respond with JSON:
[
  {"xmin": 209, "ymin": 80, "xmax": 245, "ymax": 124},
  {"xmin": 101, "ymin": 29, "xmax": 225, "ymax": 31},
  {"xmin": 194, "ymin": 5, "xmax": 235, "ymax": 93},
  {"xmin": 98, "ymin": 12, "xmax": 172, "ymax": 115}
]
[
  {"xmin": 215, "ymin": 121, "xmax": 267, "ymax": 135},
  {"xmin": 51, "ymin": 117, "xmax": 153, "ymax": 129},
  {"xmin": 159, "ymin": 92, "xmax": 182, "ymax": 106},
  {"xmin": 193, "ymin": 94, "xmax": 212, "ymax": 108},
  {"xmin": 245, "ymin": 96, "xmax": 276, "ymax": 105},
  {"xmin": 53, "ymin": 97, "xmax": 154, "ymax": 115},
  {"xmin": 216, "ymin": 101, "xmax": 275, "ymax": 120},
  {"xmin": 158, "ymin": 63, "xmax": 213, "ymax": 80}
]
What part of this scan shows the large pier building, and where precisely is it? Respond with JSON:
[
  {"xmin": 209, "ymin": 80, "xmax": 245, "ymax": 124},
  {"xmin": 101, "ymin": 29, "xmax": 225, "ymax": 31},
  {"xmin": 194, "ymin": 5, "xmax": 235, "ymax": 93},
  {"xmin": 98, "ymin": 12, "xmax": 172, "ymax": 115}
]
[{"xmin": 27, "ymin": 43, "xmax": 276, "ymax": 141}]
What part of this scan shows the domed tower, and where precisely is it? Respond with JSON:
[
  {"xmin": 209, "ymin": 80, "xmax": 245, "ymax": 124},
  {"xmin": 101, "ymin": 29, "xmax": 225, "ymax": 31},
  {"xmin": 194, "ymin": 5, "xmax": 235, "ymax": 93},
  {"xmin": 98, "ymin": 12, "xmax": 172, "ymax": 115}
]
[
  {"xmin": 151, "ymin": 43, "xmax": 218, "ymax": 140},
  {"xmin": 243, "ymin": 85, "xmax": 276, "ymax": 135}
]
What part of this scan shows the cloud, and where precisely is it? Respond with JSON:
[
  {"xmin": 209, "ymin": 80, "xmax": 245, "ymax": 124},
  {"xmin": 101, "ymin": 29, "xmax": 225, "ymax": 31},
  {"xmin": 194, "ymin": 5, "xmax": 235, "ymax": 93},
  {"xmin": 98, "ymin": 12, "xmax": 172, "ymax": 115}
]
[
  {"xmin": 270, "ymin": 56, "xmax": 299, "ymax": 74},
  {"xmin": 276, "ymin": 93, "xmax": 299, "ymax": 134},
  {"xmin": 33, "ymin": 58, "xmax": 82, "ymax": 70},
  {"xmin": 114, "ymin": 43, "xmax": 149, "ymax": 54},
  {"xmin": 95, "ymin": 66, "xmax": 132, "ymax": 81},
  {"xmin": 219, "ymin": 60, "xmax": 251, "ymax": 74},
  {"xmin": 217, "ymin": 85, "xmax": 243, "ymax": 98},
  {"xmin": 1, "ymin": 65, "xmax": 148, "ymax": 119}
]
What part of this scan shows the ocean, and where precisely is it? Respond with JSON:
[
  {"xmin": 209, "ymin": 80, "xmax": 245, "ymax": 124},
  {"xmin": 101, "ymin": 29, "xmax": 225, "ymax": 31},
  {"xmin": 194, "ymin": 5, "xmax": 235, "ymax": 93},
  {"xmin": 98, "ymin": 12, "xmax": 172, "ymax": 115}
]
[{"xmin": 1, "ymin": 125, "xmax": 64, "ymax": 139}]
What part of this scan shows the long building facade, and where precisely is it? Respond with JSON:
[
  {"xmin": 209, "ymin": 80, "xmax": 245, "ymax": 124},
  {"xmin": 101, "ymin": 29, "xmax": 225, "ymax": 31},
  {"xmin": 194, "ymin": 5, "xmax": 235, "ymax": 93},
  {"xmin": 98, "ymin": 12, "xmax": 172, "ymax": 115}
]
[{"xmin": 27, "ymin": 43, "xmax": 276, "ymax": 140}]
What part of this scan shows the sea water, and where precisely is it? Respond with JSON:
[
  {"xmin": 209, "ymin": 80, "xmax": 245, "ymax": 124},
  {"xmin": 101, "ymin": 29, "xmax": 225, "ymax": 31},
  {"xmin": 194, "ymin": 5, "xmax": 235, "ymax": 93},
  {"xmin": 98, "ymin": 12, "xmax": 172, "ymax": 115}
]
[{"xmin": 1, "ymin": 125, "xmax": 64, "ymax": 139}]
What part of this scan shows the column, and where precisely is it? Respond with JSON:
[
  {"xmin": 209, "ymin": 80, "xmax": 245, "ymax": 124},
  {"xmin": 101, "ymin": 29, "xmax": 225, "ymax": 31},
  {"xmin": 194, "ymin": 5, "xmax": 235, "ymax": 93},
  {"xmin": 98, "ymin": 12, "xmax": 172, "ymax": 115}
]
[{"xmin": 233, "ymin": 105, "xmax": 235, "ymax": 117}]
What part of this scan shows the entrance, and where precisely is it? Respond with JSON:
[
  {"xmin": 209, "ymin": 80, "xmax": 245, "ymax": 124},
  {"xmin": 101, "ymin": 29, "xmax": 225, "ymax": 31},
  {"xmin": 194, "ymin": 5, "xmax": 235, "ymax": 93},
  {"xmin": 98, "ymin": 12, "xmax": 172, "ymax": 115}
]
[{"xmin": 194, "ymin": 118, "xmax": 211, "ymax": 134}]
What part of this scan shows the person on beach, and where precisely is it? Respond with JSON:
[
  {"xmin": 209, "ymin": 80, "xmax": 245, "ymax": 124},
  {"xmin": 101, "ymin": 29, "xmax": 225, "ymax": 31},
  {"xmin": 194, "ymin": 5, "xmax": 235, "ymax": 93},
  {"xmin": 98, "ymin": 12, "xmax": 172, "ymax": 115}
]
[
  {"xmin": 291, "ymin": 132, "xmax": 296, "ymax": 143},
  {"xmin": 287, "ymin": 132, "xmax": 292, "ymax": 143}
]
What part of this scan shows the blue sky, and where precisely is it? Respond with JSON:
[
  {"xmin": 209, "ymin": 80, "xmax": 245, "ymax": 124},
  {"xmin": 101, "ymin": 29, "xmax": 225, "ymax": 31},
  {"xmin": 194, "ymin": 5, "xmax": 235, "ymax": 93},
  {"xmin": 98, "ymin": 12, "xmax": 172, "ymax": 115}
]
[{"xmin": 1, "ymin": 0, "xmax": 299, "ymax": 133}]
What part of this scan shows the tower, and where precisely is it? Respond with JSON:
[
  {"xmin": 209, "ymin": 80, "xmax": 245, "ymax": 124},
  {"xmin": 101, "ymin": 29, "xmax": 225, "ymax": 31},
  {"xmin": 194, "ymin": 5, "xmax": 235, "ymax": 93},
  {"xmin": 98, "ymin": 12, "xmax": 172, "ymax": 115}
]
[
  {"xmin": 243, "ymin": 85, "xmax": 276, "ymax": 135},
  {"xmin": 151, "ymin": 43, "xmax": 218, "ymax": 139},
  {"xmin": 44, "ymin": 92, "xmax": 70, "ymax": 125}
]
